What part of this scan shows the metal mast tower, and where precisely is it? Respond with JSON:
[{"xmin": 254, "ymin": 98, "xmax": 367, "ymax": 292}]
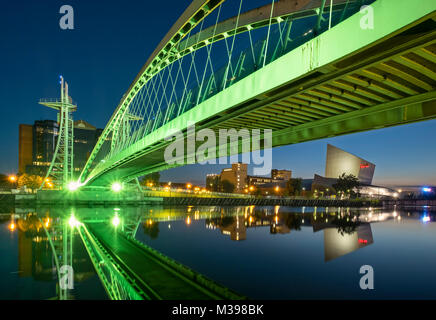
[{"xmin": 39, "ymin": 76, "xmax": 77, "ymax": 190}]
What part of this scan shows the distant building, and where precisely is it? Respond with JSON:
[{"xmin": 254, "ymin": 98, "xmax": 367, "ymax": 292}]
[
  {"xmin": 248, "ymin": 169, "xmax": 292, "ymax": 187},
  {"xmin": 73, "ymin": 120, "xmax": 103, "ymax": 174},
  {"xmin": 19, "ymin": 119, "xmax": 103, "ymax": 177},
  {"xmin": 206, "ymin": 174, "xmax": 220, "ymax": 191},
  {"xmin": 271, "ymin": 169, "xmax": 292, "ymax": 181},
  {"xmin": 325, "ymin": 144, "xmax": 375, "ymax": 184},
  {"xmin": 18, "ymin": 124, "xmax": 33, "ymax": 174},
  {"xmin": 28, "ymin": 120, "xmax": 59, "ymax": 175},
  {"xmin": 207, "ymin": 164, "xmax": 293, "ymax": 194},
  {"xmin": 247, "ymin": 176, "xmax": 283, "ymax": 186},
  {"xmin": 311, "ymin": 144, "xmax": 397, "ymax": 198},
  {"xmin": 220, "ymin": 163, "xmax": 248, "ymax": 193}
]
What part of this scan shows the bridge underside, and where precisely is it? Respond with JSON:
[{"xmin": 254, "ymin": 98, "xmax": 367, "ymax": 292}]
[{"xmin": 86, "ymin": 0, "xmax": 436, "ymax": 186}]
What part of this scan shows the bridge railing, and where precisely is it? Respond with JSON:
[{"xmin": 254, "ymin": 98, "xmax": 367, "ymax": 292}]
[
  {"xmin": 121, "ymin": 1, "xmax": 376, "ymax": 143},
  {"xmin": 77, "ymin": 223, "xmax": 148, "ymax": 300}
]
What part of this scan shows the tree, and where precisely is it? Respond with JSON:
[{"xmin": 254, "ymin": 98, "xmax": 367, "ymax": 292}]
[
  {"xmin": 141, "ymin": 172, "xmax": 160, "ymax": 187},
  {"xmin": 220, "ymin": 179, "xmax": 235, "ymax": 193},
  {"xmin": 333, "ymin": 173, "xmax": 360, "ymax": 198},
  {"xmin": 17, "ymin": 174, "xmax": 43, "ymax": 192},
  {"xmin": 286, "ymin": 178, "xmax": 302, "ymax": 196}
]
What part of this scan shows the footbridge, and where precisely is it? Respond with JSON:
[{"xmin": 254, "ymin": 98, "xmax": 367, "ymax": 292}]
[{"xmin": 78, "ymin": 0, "xmax": 436, "ymax": 187}]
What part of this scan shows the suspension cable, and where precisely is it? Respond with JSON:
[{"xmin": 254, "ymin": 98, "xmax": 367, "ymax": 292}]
[{"xmin": 263, "ymin": 0, "xmax": 275, "ymax": 67}]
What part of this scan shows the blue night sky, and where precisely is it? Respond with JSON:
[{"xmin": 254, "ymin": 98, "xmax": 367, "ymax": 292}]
[{"xmin": 0, "ymin": 1, "xmax": 435, "ymax": 186}]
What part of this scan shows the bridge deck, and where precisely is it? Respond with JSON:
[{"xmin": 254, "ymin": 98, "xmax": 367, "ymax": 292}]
[{"xmin": 86, "ymin": 223, "xmax": 243, "ymax": 300}]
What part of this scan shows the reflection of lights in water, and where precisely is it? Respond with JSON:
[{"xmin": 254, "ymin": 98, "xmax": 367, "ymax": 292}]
[
  {"xmin": 186, "ymin": 216, "xmax": 191, "ymax": 225},
  {"xmin": 168, "ymin": 224, "xmax": 171, "ymax": 229},
  {"xmin": 9, "ymin": 222, "xmax": 16, "ymax": 232},
  {"xmin": 274, "ymin": 206, "xmax": 280, "ymax": 215},
  {"xmin": 422, "ymin": 216, "xmax": 431, "ymax": 223},
  {"xmin": 112, "ymin": 215, "xmax": 120, "ymax": 228}
]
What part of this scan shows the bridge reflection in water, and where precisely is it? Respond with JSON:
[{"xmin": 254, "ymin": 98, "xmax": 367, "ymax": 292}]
[{"xmin": 2, "ymin": 205, "xmax": 411, "ymax": 300}]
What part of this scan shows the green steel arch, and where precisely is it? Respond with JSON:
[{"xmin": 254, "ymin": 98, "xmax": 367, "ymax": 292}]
[{"xmin": 80, "ymin": 0, "xmax": 436, "ymax": 187}]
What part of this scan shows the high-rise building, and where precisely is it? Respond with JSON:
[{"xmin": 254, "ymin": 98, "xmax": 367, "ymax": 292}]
[
  {"xmin": 18, "ymin": 124, "xmax": 33, "ymax": 174},
  {"xmin": 220, "ymin": 162, "xmax": 248, "ymax": 193},
  {"xmin": 73, "ymin": 120, "xmax": 102, "ymax": 175},
  {"xmin": 30, "ymin": 120, "xmax": 59, "ymax": 175},
  {"xmin": 325, "ymin": 144, "xmax": 376, "ymax": 184}
]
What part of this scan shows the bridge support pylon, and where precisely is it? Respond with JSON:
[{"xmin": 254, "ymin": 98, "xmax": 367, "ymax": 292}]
[{"xmin": 39, "ymin": 76, "xmax": 77, "ymax": 190}]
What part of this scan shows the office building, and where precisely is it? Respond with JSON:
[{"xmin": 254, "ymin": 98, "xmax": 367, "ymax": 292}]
[
  {"xmin": 18, "ymin": 124, "xmax": 33, "ymax": 174},
  {"xmin": 18, "ymin": 119, "xmax": 103, "ymax": 177},
  {"xmin": 220, "ymin": 163, "xmax": 248, "ymax": 193},
  {"xmin": 271, "ymin": 169, "xmax": 292, "ymax": 181}
]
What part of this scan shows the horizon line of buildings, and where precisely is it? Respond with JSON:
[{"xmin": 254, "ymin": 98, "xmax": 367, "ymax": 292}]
[{"xmin": 205, "ymin": 144, "xmax": 404, "ymax": 199}]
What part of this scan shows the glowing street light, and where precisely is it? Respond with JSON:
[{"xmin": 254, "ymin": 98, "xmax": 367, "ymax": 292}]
[
  {"xmin": 68, "ymin": 215, "xmax": 80, "ymax": 228},
  {"xmin": 111, "ymin": 182, "xmax": 123, "ymax": 193},
  {"xmin": 68, "ymin": 181, "xmax": 80, "ymax": 192},
  {"xmin": 9, "ymin": 175, "xmax": 17, "ymax": 183}
]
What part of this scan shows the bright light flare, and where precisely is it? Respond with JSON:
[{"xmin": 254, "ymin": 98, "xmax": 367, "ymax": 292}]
[
  {"xmin": 68, "ymin": 181, "xmax": 80, "ymax": 192},
  {"xmin": 112, "ymin": 215, "xmax": 120, "ymax": 228},
  {"xmin": 422, "ymin": 216, "xmax": 431, "ymax": 223},
  {"xmin": 9, "ymin": 222, "xmax": 16, "ymax": 232},
  {"xmin": 111, "ymin": 182, "xmax": 122, "ymax": 192},
  {"xmin": 68, "ymin": 215, "xmax": 80, "ymax": 228}
]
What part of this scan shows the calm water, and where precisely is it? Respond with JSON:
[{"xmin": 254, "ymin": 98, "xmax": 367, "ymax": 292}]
[{"xmin": 1, "ymin": 205, "xmax": 435, "ymax": 300}]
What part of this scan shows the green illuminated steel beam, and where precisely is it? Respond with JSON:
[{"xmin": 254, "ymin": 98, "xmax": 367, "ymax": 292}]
[
  {"xmin": 175, "ymin": 0, "xmax": 357, "ymax": 61},
  {"xmin": 80, "ymin": 0, "xmax": 358, "ymax": 184},
  {"xmin": 84, "ymin": 0, "xmax": 436, "ymax": 186},
  {"xmin": 79, "ymin": 0, "xmax": 225, "ymax": 183}
]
